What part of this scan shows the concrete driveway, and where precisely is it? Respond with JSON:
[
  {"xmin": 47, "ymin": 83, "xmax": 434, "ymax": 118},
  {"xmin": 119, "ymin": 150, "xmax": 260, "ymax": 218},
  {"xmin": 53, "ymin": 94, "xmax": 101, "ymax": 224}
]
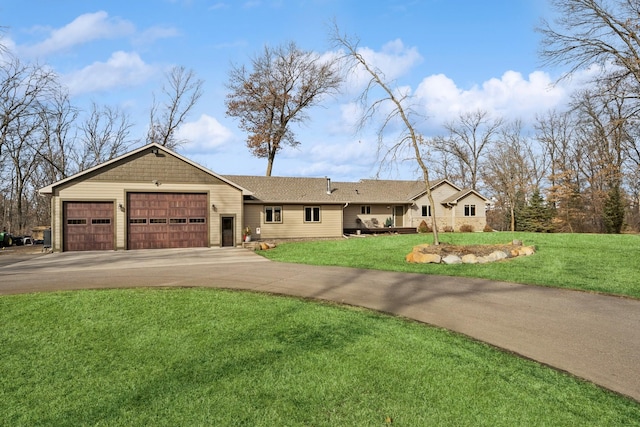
[{"xmin": 1, "ymin": 247, "xmax": 639, "ymax": 403}]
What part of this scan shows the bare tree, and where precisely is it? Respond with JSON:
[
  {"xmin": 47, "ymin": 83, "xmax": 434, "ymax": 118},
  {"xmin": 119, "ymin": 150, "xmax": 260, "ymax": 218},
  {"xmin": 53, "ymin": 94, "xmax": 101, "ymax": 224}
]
[
  {"xmin": 539, "ymin": 0, "xmax": 640, "ymax": 97},
  {"xmin": 75, "ymin": 103, "xmax": 134, "ymax": 171},
  {"xmin": 36, "ymin": 87, "xmax": 78, "ymax": 182},
  {"xmin": 147, "ymin": 66, "xmax": 203, "ymax": 149},
  {"xmin": 0, "ymin": 54, "xmax": 57, "ymax": 157},
  {"xmin": 0, "ymin": 54, "xmax": 58, "ymax": 233},
  {"xmin": 226, "ymin": 41, "xmax": 343, "ymax": 176},
  {"xmin": 484, "ymin": 120, "xmax": 537, "ymax": 231},
  {"xmin": 433, "ymin": 109, "xmax": 503, "ymax": 191},
  {"xmin": 571, "ymin": 85, "xmax": 631, "ymax": 232},
  {"xmin": 330, "ymin": 26, "xmax": 441, "ymax": 244}
]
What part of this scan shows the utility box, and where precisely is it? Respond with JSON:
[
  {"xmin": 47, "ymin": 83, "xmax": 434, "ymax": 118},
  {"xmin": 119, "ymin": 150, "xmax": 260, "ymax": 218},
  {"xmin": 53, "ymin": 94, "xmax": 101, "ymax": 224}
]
[{"xmin": 43, "ymin": 228, "xmax": 52, "ymax": 248}]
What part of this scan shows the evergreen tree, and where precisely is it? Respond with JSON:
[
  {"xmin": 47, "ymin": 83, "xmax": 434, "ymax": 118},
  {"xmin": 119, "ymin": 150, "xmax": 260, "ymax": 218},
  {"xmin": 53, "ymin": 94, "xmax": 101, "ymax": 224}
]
[
  {"xmin": 517, "ymin": 189, "xmax": 554, "ymax": 232},
  {"xmin": 603, "ymin": 185, "xmax": 625, "ymax": 234}
]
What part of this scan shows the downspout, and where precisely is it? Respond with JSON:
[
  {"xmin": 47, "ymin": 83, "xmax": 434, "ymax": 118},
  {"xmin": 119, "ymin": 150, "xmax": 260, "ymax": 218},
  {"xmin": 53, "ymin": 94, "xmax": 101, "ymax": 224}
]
[{"xmin": 342, "ymin": 202, "xmax": 349, "ymax": 236}]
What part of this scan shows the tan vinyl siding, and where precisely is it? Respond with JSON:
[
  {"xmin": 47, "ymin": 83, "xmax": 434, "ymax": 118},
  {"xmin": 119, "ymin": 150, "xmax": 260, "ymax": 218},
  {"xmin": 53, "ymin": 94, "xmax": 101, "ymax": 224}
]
[
  {"xmin": 453, "ymin": 194, "xmax": 487, "ymax": 231},
  {"xmin": 51, "ymin": 181, "xmax": 243, "ymax": 251},
  {"xmin": 410, "ymin": 187, "xmax": 487, "ymax": 231},
  {"xmin": 248, "ymin": 204, "xmax": 343, "ymax": 239},
  {"xmin": 409, "ymin": 184, "xmax": 456, "ymax": 228},
  {"xmin": 344, "ymin": 204, "xmax": 397, "ymax": 228},
  {"xmin": 55, "ymin": 150, "xmax": 228, "ymax": 193}
]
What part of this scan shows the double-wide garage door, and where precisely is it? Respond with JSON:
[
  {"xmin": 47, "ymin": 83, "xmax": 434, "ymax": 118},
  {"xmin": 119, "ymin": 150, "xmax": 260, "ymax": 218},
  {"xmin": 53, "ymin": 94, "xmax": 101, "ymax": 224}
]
[
  {"xmin": 127, "ymin": 192, "xmax": 208, "ymax": 250},
  {"xmin": 63, "ymin": 202, "xmax": 115, "ymax": 251}
]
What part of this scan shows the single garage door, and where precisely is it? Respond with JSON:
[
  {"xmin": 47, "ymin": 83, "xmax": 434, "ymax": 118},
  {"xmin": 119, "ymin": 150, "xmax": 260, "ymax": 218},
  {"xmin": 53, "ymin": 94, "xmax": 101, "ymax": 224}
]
[
  {"xmin": 127, "ymin": 192, "xmax": 208, "ymax": 249},
  {"xmin": 63, "ymin": 201, "xmax": 115, "ymax": 251}
]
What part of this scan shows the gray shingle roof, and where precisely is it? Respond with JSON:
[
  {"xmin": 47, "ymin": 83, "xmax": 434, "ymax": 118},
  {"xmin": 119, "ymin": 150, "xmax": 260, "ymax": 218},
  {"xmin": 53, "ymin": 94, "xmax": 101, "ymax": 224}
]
[{"xmin": 223, "ymin": 175, "xmax": 450, "ymax": 204}]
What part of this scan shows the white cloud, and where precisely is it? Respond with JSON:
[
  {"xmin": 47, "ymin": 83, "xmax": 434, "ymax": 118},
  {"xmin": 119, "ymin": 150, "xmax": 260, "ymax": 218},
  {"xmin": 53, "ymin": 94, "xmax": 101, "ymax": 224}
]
[
  {"xmin": 415, "ymin": 70, "xmax": 569, "ymax": 124},
  {"xmin": 20, "ymin": 11, "xmax": 135, "ymax": 57},
  {"xmin": 62, "ymin": 51, "xmax": 155, "ymax": 95},
  {"xmin": 345, "ymin": 39, "xmax": 422, "ymax": 92},
  {"xmin": 133, "ymin": 26, "xmax": 180, "ymax": 46},
  {"xmin": 178, "ymin": 114, "xmax": 234, "ymax": 152}
]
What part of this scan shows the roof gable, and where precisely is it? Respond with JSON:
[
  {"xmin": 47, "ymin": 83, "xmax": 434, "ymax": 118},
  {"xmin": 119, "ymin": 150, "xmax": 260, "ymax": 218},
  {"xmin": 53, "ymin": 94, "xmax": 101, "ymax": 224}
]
[
  {"xmin": 39, "ymin": 143, "xmax": 250, "ymax": 194},
  {"xmin": 440, "ymin": 188, "xmax": 490, "ymax": 205}
]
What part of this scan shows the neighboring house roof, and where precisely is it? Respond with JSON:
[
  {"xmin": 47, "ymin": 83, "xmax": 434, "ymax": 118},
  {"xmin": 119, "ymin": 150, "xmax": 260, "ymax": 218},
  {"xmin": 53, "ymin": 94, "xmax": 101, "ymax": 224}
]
[
  {"xmin": 440, "ymin": 189, "xmax": 491, "ymax": 206},
  {"xmin": 39, "ymin": 143, "xmax": 251, "ymax": 195},
  {"xmin": 223, "ymin": 175, "xmax": 477, "ymax": 205}
]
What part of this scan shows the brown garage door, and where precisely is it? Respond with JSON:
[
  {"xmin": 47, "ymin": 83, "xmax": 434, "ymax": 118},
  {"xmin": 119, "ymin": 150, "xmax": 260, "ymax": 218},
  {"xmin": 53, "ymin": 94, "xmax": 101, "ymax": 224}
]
[
  {"xmin": 127, "ymin": 193, "xmax": 208, "ymax": 250},
  {"xmin": 63, "ymin": 201, "xmax": 115, "ymax": 251}
]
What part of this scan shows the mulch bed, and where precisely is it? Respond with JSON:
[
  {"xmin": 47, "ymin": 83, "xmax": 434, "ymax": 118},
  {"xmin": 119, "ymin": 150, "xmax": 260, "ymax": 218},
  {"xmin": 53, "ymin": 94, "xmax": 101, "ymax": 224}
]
[{"xmin": 417, "ymin": 243, "xmax": 523, "ymax": 257}]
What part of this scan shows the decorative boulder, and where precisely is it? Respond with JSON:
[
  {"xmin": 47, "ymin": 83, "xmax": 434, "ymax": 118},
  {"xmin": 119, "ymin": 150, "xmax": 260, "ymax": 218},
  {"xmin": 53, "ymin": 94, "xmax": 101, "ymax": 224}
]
[
  {"xmin": 442, "ymin": 254, "xmax": 462, "ymax": 264},
  {"xmin": 486, "ymin": 251, "xmax": 508, "ymax": 262},
  {"xmin": 517, "ymin": 246, "xmax": 536, "ymax": 256},
  {"xmin": 461, "ymin": 254, "xmax": 479, "ymax": 264},
  {"xmin": 414, "ymin": 252, "xmax": 442, "ymax": 264}
]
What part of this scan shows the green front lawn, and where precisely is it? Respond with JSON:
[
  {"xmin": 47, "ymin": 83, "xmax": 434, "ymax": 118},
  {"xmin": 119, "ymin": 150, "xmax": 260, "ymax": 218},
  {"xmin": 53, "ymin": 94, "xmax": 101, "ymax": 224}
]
[
  {"xmin": 260, "ymin": 232, "xmax": 640, "ymax": 298},
  {"xmin": 1, "ymin": 289, "xmax": 638, "ymax": 426}
]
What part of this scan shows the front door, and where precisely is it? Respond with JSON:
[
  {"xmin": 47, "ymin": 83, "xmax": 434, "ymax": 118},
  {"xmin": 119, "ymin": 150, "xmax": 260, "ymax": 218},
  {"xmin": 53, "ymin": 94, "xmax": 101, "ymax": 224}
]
[
  {"xmin": 394, "ymin": 206, "xmax": 404, "ymax": 227},
  {"xmin": 221, "ymin": 216, "xmax": 234, "ymax": 247}
]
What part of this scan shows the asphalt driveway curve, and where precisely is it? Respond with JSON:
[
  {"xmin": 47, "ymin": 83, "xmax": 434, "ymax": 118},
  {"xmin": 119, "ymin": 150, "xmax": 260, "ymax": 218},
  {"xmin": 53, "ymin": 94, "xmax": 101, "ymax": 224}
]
[{"xmin": 1, "ymin": 247, "xmax": 639, "ymax": 403}]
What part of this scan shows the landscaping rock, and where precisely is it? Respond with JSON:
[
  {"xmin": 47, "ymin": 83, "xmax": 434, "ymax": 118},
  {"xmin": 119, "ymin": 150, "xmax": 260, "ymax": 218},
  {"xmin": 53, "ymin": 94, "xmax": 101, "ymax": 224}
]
[
  {"xmin": 414, "ymin": 252, "xmax": 442, "ymax": 264},
  {"xmin": 442, "ymin": 254, "xmax": 462, "ymax": 264},
  {"xmin": 461, "ymin": 254, "xmax": 479, "ymax": 264},
  {"xmin": 487, "ymin": 251, "xmax": 509, "ymax": 262},
  {"xmin": 405, "ymin": 241, "xmax": 536, "ymax": 264},
  {"xmin": 518, "ymin": 246, "xmax": 536, "ymax": 256}
]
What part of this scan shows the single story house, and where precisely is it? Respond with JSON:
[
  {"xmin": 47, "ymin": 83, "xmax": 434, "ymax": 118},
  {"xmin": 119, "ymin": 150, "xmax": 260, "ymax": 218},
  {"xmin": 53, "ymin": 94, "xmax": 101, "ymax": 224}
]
[{"xmin": 39, "ymin": 143, "xmax": 489, "ymax": 252}]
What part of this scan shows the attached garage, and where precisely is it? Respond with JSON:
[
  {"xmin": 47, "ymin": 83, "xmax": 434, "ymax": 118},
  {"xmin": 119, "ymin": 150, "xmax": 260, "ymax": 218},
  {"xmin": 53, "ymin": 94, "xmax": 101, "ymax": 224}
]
[
  {"xmin": 127, "ymin": 192, "xmax": 208, "ymax": 249},
  {"xmin": 39, "ymin": 143, "xmax": 248, "ymax": 252},
  {"xmin": 63, "ymin": 201, "xmax": 115, "ymax": 251}
]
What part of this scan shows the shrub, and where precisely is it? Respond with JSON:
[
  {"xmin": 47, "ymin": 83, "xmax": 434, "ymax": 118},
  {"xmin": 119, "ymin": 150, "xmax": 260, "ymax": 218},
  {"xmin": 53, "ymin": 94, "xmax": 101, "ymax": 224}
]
[
  {"xmin": 459, "ymin": 224, "xmax": 474, "ymax": 233},
  {"xmin": 483, "ymin": 223, "xmax": 494, "ymax": 232},
  {"xmin": 443, "ymin": 226, "xmax": 454, "ymax": 232},
  {"xmin": 417, "ymin": 220, "xmax": 432, "ymax": 233}
]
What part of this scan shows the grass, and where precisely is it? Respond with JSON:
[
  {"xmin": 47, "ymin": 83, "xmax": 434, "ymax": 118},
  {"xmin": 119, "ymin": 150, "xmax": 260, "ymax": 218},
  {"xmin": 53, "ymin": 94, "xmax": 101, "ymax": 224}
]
[
  {"xmin": 260, "ymin": 232, "xmax": 640, "ymax": 299},
  {"xmin": 1, "ymin": 288, "xmax": 639, "ymax": 426}
]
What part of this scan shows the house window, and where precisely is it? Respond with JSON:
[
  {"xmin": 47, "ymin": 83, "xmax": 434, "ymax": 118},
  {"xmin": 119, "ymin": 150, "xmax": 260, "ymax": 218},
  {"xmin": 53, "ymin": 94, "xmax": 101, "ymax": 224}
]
[
  {"xmin": 265, "ymin": 206, "xmax": 282, "ymax": 223},
  {"xmin": 421, "ymin": 205, "xmax": 431, "ymax": 217},
  {"xmin": 304, "ymin": 206, "xmax": 321, "ymax": 222},
  {"xmin": 464, "ymin": 204, "xmax": 476, "ymax": 216},
  {"xmin": 67, "ymin": 219, "xmax": 87, "ymax": 225},
  {"xmin": 361, "ymin": 205, "xmax": 371, "ymax": 214}
]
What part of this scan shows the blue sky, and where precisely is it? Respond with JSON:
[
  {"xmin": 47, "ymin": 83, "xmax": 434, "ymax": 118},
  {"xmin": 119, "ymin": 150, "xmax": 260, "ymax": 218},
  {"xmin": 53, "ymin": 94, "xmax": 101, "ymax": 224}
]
[{"xmin": 1, "ymin": 0, "xmax": 577, "ymax": 181}]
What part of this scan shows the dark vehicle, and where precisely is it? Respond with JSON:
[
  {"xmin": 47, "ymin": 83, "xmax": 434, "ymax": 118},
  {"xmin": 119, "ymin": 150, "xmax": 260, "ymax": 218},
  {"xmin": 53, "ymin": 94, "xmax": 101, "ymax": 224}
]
[{"xmin": 13, "ymin": 236, "xmax": 24, "ymax": 246}]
